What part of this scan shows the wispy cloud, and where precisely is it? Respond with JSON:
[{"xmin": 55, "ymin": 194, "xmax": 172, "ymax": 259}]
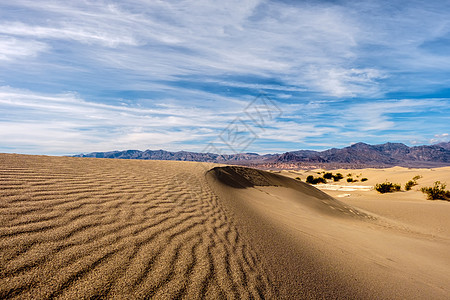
[{"xmin": 0, "ymin": 36, "xmax": 48, "ymax": 61}]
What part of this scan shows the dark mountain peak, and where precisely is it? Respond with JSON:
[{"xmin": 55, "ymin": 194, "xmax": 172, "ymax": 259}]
[
  {"xmin": 374, "ymin": 142, "xmax": 408, "ymax": 149},
  {"xmin": 276, "ymin": 152, "xmax": 301, "ymax": 162},
  {"xmin": 435, "ymin": 142, "xmax": 450, "ymax": 150},
  {"xmin": 350, "ymin": 142, "xmax": 371, "ymax": 148},
  {"xmin": 289, "ymin": 149, "xmax": 319, "ymax": 157}
]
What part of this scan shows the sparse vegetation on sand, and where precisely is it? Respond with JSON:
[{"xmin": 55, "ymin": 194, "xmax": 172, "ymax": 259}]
[
  {"xmin": 361, "ymin": 178, "xmax": 368, "ymax": 182},
  {"xmin": 323, "ymin": 172, "xmax": 333, "ymax": 179},
  {"xmin": 306, "ymin": 175, "xmax": 326, "ymax": 184},
  {"xmin": 405, "ymin": 175, "xmax": 422, "ymax": 191},
  {"xmin": 421, "ymin": 181, "xmax": 450, "ymax": 200},
  {"xmin": 375, "ymin": 181, "xmax": 401, "ymax": 193},
  {"xmin": 306, "ymin": 171, "xmax": 346, "ymax": 184},
  {"xmin": 333, "ymin": 173, "xmax": 344, "ymax": 182}
]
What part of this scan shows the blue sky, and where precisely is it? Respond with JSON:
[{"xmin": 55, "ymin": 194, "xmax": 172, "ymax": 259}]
[{"xmin": 0, "ymin": 0, "xmax": 449, "ymax": 155}]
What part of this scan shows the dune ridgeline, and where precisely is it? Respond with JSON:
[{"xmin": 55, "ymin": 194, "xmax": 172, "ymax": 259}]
[{"xmin": 1, "ymin": 154, "xmax": 449, "ymax": 299}]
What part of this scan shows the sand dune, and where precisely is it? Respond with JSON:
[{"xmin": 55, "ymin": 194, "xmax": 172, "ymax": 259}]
[{"xmin": 1, "ymin": 154, "xmax": 449, "ymax": 299}]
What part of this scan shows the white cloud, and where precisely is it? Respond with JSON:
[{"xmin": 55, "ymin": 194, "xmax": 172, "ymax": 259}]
[
  {"xmin": 340, "ymin": 99, "xmax": 449, "ymax": 132},
  {"xmin": 0, "ymin": 22, "xmax": 138, "ymax": 47},
  {"xmin": 0, "ymin": 86, "xmax": 337, "ymax": 154},
  {"xmin": 305, "ymin": 67, "xmax": 387, "ymax": 98},
  {"xmin": 0, "ymin": 0, "xmax": 382, "ymax": 95},
  {"xmin": 0, "ymin": 36, "xmax": 48, "ymax": 61}
]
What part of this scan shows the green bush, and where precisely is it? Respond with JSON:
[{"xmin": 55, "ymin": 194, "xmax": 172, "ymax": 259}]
[
  {"xmin": 306, "ymin": 175, "xmax": 326, "ymax": 184},
  {"xmin": 347, "ymin": 173, "xmax": 352, "ymax": 177},
  {"xmin": 405, "ymin": 174, "xmax": 422, "ymax": 190},
  {"xmin": 333, "ymin": 173, "xmax": 344, "ymax": 182},
  {"xmin": 405, "ymin": 180, "xmax": 416, "ymax": 191},
  {"xmin": 316, "ymin": 177, "xmax": 326, "ymax": 184},
  {"xmin": 421, "ymin": 181, "xmax": 450, "ymax": 200},
  {"xmin": 361, "ymin": 178, "xmax": 368, "ymax": 182},
  {"xmin": 375, "ymin": 181, "xmax": 401, "ymax": 193},
  {"xmin": 323, "ymin": 172, "xmax": 333, "ymax": 179},
  {"xmin": 412, "ymin": 175, "xmax": 423, "ymax": 181},
  {"xmin": 347, "ymin": 178, "xmax": 353, "ymax": 183},
  {"xmin": 295, "ymin": 177, "xmax": 301, "ymax": 181}
]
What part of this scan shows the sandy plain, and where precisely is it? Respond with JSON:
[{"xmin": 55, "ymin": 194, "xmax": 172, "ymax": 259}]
[{"xmin": 1, "ymin": 154, "xmax": 449, "ymax": 299}]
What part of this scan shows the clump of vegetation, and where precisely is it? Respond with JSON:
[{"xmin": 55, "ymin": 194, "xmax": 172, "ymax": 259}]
[
  {"xmin": 295, "ymin": 177, "xmax": 301, "ymax": 181},
  {"xmin": 375, "ymin": 181, "xmax": 401, "ymax": 193},
  {"xmin": 413, "ymin": 175, "xmax": 423, "ymax": 181},
  {"xmin": 306, "ymin": 175, "xmax": 327, "ymax": 184},
  {"xmin": 361, "ymin": 178, "xmax": 368, "ymax": 182},
  {"xmin": 405, "ymin": 175, "xmax": 422, "ymax": 191},
  {"xmin": 332, "ymin": 173, "xmax": 344, "ymax": 182},
  {"xmin": 347, "ymin": 178, "xmax": 354, "ymax": 183},
  {"xmin": 404, "ymin": 180, "xmax": 416, "ymax": 191},
  {"xmin": 420, "ymin": 181, "xmax": 450, "ymax": 200},
  {"xmin": 323, "ymin": 172, "xmax": 333, "ymax": 180},
  {"xmin": 306, "ymin": 171, "xmax": 352, "ymax": 184},
  {"xmin": 347, "ymin": 173, "xmax": 352, "ymax": 177}
]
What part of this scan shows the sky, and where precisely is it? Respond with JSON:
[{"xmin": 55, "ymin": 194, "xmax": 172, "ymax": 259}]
[{"xmin": 0, "ymin": 0, "xmax": 449, "ymax": 155}]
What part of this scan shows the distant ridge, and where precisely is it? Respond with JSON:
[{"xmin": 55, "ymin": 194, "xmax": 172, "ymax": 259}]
[{"xmin": 74, "ymin": 142, "xmax": 450, "ymax": 169}]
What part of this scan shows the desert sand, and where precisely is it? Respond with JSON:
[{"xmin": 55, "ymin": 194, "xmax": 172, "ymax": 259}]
[{"xmin": 1, "ymin": 154, "xmax": 449, "ymax": 299}]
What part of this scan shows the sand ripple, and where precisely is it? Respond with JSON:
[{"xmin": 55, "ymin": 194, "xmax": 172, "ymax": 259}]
[{"xmin": 0, "ymin": 155, "xmax": 274, "ymax": 299}]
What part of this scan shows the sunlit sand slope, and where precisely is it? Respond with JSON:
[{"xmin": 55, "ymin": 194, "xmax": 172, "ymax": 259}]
[{"xmin": 207, "ymin": 166, "xmax": 450, "ymax": 299}]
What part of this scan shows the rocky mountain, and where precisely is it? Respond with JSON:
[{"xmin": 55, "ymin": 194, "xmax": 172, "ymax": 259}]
[
  {"xmin": 436, "ymin": 142, "xmax": 450, "ymax": 151},
  {"xmin": 74, "ymin": 142, "xmax": 450, "ymax": 168}
]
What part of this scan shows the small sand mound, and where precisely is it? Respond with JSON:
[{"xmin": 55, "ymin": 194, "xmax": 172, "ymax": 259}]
[{"xmin": 209, "ymin": 166, "xmax": 371, "ymax": 219}]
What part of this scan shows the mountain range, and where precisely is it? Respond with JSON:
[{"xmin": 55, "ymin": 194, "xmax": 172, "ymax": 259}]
[{"xmin": 74, "ymin": 142, "xmax": 450, "ymax": 169}]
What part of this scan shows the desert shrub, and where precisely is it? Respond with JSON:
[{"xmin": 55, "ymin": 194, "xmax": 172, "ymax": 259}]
[
  {"xmin": 347, "ymin": 173, "xmax": 352, "ymax": 177},
  {"xmin": 405, "ymin": 175, "xmax": 422, "ymax": 190},
  {"xmin": 306, "ymin": 175, "xmax": 326, "ymax": 184},
  {"xmin": 333, "ymin": 173, "xmax": 344, "ymax": 182},
  {"xmin": 412, "ymin": 175, "xmax": 423, "ymax": 181},
  {"xmin": 405, "ymin": 180, "xmax": 416, "ymax": 191},
  {"xmin": 421, "ymin": 181, "xmax": 450, "ymax": 200},
  {"xmin": 316, "ymin": 177, "xmax": 327, "ymax": 184},
  {"xmin": 347, "ymin": 178, "xmax": 353, "ymax": 183},
  {"xmin": 375, "ymin": 181, "xmax": 401, "ymax": 193},
  {"xmin": 295, "ymin": 177, "xmax": 301, "ymax": 181},
  {"xmin": 323, "ymin": 172, "xmax": 333, "ymax": 179},
  {"xmin": 361, "ymin": 178, "xmax": 368, "ymax": 182}
]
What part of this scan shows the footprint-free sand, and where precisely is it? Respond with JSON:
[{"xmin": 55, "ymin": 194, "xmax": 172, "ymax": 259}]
[{"xmin": 1, "ymin": 154, "xmax": 449, "ymax": 299}]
